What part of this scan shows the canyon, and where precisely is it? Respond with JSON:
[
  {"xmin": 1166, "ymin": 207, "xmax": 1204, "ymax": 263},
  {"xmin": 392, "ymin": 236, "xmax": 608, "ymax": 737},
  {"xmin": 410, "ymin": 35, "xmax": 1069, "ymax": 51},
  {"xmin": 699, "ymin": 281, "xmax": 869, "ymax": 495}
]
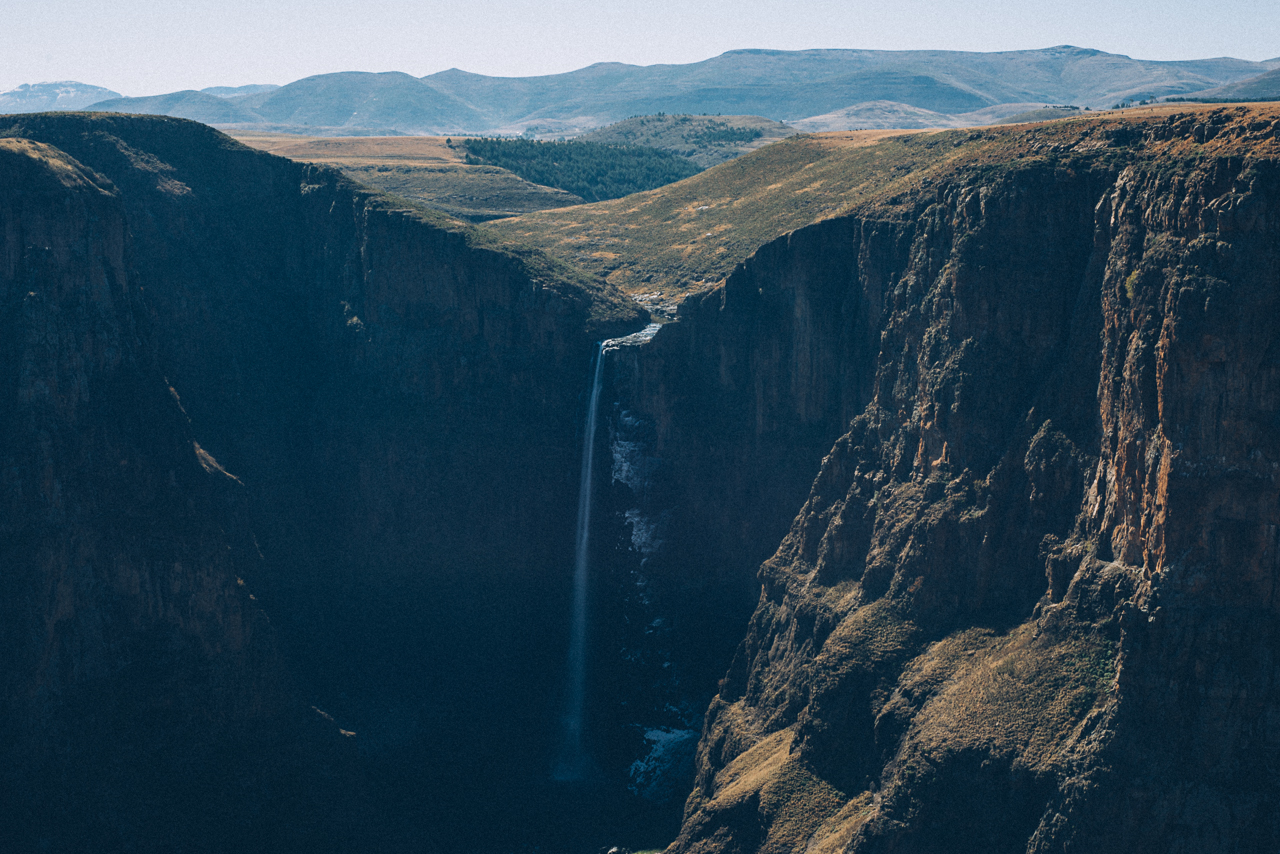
[{"xmin": 1, "ymin": 104, "xmax": 1278, "ymax": 853}]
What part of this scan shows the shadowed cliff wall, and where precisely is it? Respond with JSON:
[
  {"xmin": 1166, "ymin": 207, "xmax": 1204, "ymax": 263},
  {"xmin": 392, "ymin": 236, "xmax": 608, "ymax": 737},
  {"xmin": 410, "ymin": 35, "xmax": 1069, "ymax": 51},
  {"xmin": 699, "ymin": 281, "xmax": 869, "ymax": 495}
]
[
  {"xmin": 0, "ymin": 113, "xmax": 645, "ymax": 852},
  {"xmin": 0, "ymin": 133, "xmax": 376, "ymax": 852}
]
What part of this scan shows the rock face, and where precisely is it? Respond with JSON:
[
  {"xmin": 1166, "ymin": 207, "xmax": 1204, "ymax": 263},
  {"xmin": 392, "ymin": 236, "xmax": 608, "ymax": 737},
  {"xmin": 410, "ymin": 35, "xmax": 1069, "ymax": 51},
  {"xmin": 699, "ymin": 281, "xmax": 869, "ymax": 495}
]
[
  {"xmin": 0, "ymin": 113, "xmax": 645, "ymax": 852},
  {"xmin": 0, "ymin": 133, "xmax": 359, "ymax": 852},
  {"xmin": 654, "ymin": 108, "xmax": 1280, "ymax": 853}
]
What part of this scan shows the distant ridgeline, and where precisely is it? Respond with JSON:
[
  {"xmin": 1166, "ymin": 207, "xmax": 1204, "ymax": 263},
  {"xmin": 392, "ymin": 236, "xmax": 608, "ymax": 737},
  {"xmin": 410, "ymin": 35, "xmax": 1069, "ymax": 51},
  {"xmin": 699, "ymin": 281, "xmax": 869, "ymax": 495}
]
[
  {"xmin": 1163, "ymin": 67, "xmax": 1280, "ymax": 104},
  {"xmin": 12, "ymin": 46, "xmax": 1275, "ymax": 136},
  {"xmin": 460, "ymin": 137, "xmax": 702, "ymax": 202}
]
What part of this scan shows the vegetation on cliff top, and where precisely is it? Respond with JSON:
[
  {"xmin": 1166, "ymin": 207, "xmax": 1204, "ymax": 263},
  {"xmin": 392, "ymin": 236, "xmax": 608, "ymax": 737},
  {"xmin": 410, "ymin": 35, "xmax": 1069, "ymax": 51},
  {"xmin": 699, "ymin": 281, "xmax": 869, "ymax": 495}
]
[
  {"xmin": 575, "ymin": 114, "xmax": 797, "ymax": 168},
  {"xmin": 461, "ymin": 137, "xmax": 702, "ymax": 202},
  {"xmin": 231, "ymin": 132, "xmax": 585, "ymax": 221},
  {"xmin": 0, "ymin": 113, "xmax": 645, "ymax": 336},
  {"xmin": 492, "ymin": 102, "xmax": 1280, "ymax": 304}
]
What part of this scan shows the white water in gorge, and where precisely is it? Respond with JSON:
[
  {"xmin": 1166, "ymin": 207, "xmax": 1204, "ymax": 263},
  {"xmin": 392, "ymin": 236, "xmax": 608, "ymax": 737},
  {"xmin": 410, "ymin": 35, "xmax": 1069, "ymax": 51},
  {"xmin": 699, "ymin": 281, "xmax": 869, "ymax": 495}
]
[{"xmin": 553, "ymin": 342, "xmax": 605, "ymax": 781}]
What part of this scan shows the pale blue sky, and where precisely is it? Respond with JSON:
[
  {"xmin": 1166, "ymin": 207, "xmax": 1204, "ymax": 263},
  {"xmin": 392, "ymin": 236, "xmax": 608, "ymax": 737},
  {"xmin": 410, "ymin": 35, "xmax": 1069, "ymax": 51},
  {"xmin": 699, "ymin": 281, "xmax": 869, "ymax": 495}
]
[{"xmin": 2, "ymin": 0, "xmax": 1277, "ymax": 95}]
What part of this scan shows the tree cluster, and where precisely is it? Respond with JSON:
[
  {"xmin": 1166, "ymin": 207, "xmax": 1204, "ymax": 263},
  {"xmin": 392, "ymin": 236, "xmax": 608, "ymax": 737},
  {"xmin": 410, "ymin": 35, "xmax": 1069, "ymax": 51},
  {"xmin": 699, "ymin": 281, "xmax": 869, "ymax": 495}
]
[
  {"xmin": 690, "ymin": 124, "xmax": 763, "ymax": 145},
  {"xmin": 461, "ymin": 138, "xmax": 702, "ymax": 202}
]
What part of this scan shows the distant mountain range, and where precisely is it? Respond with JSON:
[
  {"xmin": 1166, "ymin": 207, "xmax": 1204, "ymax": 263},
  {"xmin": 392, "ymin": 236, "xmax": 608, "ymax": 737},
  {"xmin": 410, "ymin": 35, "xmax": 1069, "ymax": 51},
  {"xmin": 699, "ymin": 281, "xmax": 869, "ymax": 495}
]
[
  {"xmin": 1177, "ymin": 66, "xmax": 1280, "ymax": 102},
  {"xmin": 6, "ymin": 46, "xmax": 1280, "ymax": 134},
  {"xmin": 200, "ymin": 84, "xmax": 280, "ymax": 97},
  {"xmin": 0, "ymin": 81, "xmax": 122, "ymax": 112},
  {"xmin": 420, "ymin": 45, "xmax": 1280, "ymax": 128},
  {"xmin": 84, "ymin": 90, "xmax": 265, "ymax": 124}
]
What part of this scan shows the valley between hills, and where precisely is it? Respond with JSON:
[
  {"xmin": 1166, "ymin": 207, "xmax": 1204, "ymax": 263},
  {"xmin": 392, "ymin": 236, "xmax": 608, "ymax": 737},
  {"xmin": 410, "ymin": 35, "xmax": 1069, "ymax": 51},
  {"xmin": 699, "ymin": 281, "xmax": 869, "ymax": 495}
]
[{"xmin": 1, "ymin": 98, "xmax": 1280, "ymax": 854}]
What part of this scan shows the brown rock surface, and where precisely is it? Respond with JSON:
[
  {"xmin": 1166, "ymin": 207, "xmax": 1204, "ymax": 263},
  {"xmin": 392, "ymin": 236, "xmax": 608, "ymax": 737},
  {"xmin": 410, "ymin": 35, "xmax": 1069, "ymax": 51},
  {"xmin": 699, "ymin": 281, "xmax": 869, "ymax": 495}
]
[{"xmin": 658, "ymin": 106, "xmax": 1280, "ymax": 854}]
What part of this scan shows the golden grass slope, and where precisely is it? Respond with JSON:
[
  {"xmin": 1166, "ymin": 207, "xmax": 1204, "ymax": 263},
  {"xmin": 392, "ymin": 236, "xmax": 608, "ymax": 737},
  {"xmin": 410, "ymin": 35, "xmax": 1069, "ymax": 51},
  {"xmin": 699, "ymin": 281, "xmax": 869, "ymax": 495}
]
[
  {"xmin": 488, "ymin": 128, "xmax": 955, "ymax": 303},
  {"xmin": 491, "ymin": 102, "xmax": 1280, "ymax": 311},
  {"xmin": 229, "ymin": 132, "xmax": 582, "ymax": 221},
  {"xmin": 0, "ymin": 137, "xmax": 114, "ymax": 191}
]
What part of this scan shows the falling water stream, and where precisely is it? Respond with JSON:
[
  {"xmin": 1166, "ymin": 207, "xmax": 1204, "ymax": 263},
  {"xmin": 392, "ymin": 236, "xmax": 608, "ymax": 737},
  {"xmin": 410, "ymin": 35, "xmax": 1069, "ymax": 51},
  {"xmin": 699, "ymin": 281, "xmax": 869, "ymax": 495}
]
[{"xmin": 553, "ymin": 342, "xmax": 606, "ymax": 781}]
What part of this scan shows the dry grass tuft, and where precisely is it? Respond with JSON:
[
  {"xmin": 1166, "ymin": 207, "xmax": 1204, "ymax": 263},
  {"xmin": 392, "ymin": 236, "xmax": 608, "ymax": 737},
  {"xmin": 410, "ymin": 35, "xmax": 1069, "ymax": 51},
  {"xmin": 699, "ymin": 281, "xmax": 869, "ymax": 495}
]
[{"xmin": 903, "ymin": 624, "xmax": 1116, "ymax": 770}]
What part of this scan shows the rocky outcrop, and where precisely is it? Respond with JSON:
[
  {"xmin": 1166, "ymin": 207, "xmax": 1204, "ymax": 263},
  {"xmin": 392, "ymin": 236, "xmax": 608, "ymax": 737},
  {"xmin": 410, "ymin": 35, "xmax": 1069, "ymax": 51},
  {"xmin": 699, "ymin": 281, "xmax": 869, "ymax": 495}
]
[
  {"xmin": 661, "ymin": 108, "xmax": 1280, "ymax": 853},
  {"xmin": 0, "ymin": 113, "xmax": 645, "ymax": 852}
]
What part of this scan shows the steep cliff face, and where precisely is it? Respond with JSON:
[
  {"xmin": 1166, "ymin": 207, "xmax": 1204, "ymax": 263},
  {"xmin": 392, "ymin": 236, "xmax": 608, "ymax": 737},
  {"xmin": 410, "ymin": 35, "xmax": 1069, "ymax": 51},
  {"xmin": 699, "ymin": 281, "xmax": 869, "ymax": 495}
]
[
  {"xmin": 0, "ymin": 135, "xmax": 366, "ymax": 852},
  {"xmin": 580, "ymin": 221, "xmax": 891, "ymax": 817},
  {"xmin": 0, "ymin": 114, "xmax": 646, "ymax": 851},
  {"xmin": 658, "ymin": 107, "xmax": 1280, "ymax": 853}
]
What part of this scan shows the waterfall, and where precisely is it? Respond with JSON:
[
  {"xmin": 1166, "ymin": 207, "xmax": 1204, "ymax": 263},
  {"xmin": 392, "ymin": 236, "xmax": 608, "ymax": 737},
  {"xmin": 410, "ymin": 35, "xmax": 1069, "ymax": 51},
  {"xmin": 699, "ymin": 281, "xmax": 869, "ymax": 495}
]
[{"xmin": 553, "ymin": 342, "xmax": 606, "ymax": 781}]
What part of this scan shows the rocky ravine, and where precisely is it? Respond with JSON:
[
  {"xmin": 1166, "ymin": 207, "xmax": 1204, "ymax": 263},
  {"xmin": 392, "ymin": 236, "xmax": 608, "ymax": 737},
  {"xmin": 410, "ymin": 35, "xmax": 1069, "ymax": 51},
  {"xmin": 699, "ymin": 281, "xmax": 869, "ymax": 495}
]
[{"xmin": 645, "ymin": 106, "xmax": 1280, "ymax": 853}]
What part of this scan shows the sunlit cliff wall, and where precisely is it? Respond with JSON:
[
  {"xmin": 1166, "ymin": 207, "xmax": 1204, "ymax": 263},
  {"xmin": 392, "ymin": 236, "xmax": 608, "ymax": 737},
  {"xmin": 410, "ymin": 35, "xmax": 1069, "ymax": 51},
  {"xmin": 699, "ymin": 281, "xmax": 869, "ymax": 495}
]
[{"xmin": 646, "ymin": 108, "xmax": 1280, "ymax": 854}]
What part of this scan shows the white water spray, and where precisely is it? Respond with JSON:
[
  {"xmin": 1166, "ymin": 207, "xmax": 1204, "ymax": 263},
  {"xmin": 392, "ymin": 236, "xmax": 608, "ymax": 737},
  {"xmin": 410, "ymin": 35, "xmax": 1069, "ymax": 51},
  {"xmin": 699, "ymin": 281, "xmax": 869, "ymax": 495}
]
[{"xmin": 554, "ymin": 342, "xmax": 605, "ymax": 781}]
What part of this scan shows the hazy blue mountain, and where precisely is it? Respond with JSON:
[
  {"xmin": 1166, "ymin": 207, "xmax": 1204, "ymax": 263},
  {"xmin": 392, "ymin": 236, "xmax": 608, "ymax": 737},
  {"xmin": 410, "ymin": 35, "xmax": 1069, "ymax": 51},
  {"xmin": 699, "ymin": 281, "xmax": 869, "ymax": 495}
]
[
  {"xmin": 1178, "ymin": 67, "xmax": 1280, "ymax": 102},
  {"xmin": 0, "ymin": 81, "xmax": 122, "ymax": 113},
  {"xmin": 423, "ymin": 45, "xmax": 1274, "ymax": 127},
  {"xmin": 789, "ymin": 100, "xmax": 1055, "ymax": 131},
  {"xmin": 68, "ymin": 46, "xmax": 1280, "ymax": 135},
  {"xmin": 87, "ymin": 90, "xmax": 263, "ymax": 124},
  {"xmin": 243, "ymin": 71, "xmax": 486, "ymax": 133},
  {"xmin": 201, "ymin": 84, "xmax": 280, "ymax": 97}
]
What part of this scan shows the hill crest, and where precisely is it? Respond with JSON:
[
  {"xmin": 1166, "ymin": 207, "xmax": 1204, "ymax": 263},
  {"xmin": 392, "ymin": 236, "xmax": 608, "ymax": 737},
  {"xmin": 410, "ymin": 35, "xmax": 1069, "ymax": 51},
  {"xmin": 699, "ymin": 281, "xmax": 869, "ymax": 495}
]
[{"xmin": 54, "ymin": 46, "xmax": 1276, "ymax": 136}]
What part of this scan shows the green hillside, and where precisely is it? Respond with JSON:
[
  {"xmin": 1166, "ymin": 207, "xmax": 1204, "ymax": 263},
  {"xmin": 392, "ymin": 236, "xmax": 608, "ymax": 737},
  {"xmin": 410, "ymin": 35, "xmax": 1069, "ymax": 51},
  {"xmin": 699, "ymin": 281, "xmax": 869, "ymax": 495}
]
[
  {"xmin": 88, "ymin": 90, "xmax": 262, "ymax": 124},
  {"xmin": 461, "ymin": 137, "xmax": 701, "ymax": 202},
  {"xmin": 493, "ymin": 103, "xmax": 1273, "ymax": 304},
  {"xmin": 576, "ymin": 114, "xmax": 796, "ymax": 167},
  {"xmin": 1174, "ymin": 67, "xmax": 1280, "ymax": 102},
  {"xmin": 488, "ymin": 129, "xmax": 955, "ymax": 301}
]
